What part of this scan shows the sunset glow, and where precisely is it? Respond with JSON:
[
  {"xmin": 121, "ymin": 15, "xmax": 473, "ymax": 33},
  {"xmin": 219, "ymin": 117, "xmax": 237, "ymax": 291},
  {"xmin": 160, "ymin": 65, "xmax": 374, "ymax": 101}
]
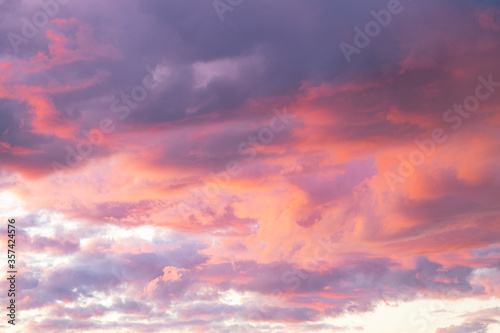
[{"xmin": 1, "ymin": 0, "xmax": 500, "ymax": 332}]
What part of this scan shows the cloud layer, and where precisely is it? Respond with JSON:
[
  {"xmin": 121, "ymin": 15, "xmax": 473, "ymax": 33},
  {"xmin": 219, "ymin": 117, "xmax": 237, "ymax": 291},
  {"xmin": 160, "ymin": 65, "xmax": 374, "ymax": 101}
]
[{"xmin": 1, "ymin": 0, "xmax": 499, "ymax": 332}]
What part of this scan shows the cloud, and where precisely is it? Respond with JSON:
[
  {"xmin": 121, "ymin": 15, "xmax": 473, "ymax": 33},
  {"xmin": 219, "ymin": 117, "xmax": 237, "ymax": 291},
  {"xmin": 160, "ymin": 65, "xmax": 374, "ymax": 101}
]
[
  {"xmin": 436, "ymin": 321, "xmax": 489, "ymax": 333},
  {"xmin": 2, "ymin": 0, "xmax": 500, "ymax": 331}
]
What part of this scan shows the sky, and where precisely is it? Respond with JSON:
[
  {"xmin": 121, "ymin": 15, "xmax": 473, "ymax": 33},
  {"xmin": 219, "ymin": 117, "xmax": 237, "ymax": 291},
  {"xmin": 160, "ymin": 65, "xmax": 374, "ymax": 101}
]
[{"xmin": 0, "ymin": 0, "xmax": 500, "ymax": 332}]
